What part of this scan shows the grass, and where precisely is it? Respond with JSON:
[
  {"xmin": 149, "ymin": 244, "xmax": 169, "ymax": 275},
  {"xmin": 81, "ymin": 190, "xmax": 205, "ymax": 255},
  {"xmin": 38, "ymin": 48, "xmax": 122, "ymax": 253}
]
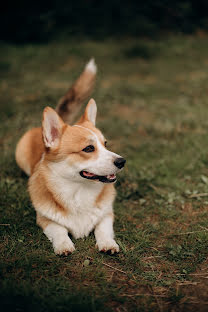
[{"xmin": 1, "ymin": 34, "xmax": 208, "ymax": 311}]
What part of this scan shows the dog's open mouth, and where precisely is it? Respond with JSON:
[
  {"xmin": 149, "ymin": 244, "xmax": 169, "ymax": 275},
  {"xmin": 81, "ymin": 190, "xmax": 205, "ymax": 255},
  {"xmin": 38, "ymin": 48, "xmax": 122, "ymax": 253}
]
[{"xmin": 80, "ymin": 170, "xmax": 116, "ymax": 183}]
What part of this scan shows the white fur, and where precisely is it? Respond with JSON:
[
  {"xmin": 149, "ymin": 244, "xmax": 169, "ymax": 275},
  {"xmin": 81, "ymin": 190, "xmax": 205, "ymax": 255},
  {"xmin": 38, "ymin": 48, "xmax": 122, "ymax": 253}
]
[
  {"xmin": 73, "ymin": 125, "xmax": 121, "ymax": 176},
  {"xmin": 86, "ymin": 99, "xmax": 97, "ymax": 125},
  {"xmin": 31, "ymin": 123, "xmax": 122, "ymax": 254},
  {"xmin": 85, "ymin": 58, "xmax": 97, "ymax": 74},
  {"xmin": 42, "ymin": 109, "xmax": 62, "ymax": 148},
  {"xmin": 44, "ymin": 222, "xmax": 75, "ymax": 254},
  {"xmin": 95, "ymin": 215, "xmax": 119, "ymax": 253},
  {"xmin": 36, "ymin": 166, "xmax": 112, "ymax": 239},
  {"xmin": 35, "ymin": 125, "xmax": 122, "ymax": 240}
]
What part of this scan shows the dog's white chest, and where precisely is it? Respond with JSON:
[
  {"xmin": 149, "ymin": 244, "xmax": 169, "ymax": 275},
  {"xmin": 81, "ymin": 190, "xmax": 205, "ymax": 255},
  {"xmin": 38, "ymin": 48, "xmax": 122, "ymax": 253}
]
[
  {"xmin": 66, "ymin": 207, "xmax": 102, "ymax": 239},
  {"xmin": 52, "ymin": 182, "xmax": 106, "ymax": 239}
]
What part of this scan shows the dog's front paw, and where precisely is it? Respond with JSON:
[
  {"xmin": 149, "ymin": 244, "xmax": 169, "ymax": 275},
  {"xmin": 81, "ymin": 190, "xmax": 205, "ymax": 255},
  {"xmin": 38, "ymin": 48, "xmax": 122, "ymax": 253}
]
[
  {"xmin": 96, "ymin": 239, "xmax": 119, "ymax": 254},
  {"xmin": 53, "ymin": 238, "xmax": 75, "ymax": 256}
]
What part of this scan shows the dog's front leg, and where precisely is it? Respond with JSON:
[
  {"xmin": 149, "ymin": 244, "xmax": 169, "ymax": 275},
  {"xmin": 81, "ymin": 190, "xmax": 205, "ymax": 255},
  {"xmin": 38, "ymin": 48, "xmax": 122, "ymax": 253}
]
[
  {"xmin": 95, "ymin": 213, "xmax": 119, "ymax": 254},
  {"xmin": 37, "ymin": 214, "xmax": 75, "ymax": 255}
]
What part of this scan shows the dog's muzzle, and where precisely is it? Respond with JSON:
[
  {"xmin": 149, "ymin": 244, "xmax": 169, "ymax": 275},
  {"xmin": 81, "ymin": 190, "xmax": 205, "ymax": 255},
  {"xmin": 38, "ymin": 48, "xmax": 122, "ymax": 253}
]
[{"xmin": 80, "ymin": 171, "xmax": 117, "ymax": 183}]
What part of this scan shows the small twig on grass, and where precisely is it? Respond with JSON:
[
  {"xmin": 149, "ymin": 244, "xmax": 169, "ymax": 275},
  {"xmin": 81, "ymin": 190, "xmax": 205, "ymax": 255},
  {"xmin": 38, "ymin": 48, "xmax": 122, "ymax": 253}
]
[
  {"xmin": 100, "ymin": 262, "xmax": 127, "ymax": 275},
  {"xmin": 175, "ymin": 273, "xmax": 208, "ymax": 276},
  {"xmin": 188, "ymin": 301, "xmax": 208, "ymax": 305},
  {"xmin": 143, "ymin": 255, "xmax": 163, "ymax": 259},
  {"xmin": 193, "ymin": 276, "xmax": 208, "ymax": 279},
  {"xmin": 87, "ymin": 256, "xmax": 127, "ymax": 275},
  {"xmin": 199, "ymin": 225, "xmax": 208, "ymax": 231},
  {"xmin": 177, "ymin": 281, "xmax": 199, "ymax": 286},
  {"xmin": 166, "ymin": 229, "xmax": 208, "ymax": 236},
  {"xmin": 0, "ymin": 224, "xmax": 10, "ymax": 226},
  {"xmin": 149, "ymin": 183, "xmax": 166, "ymax": 196},
  {"xmin": 120, "ymin": 293, "xmax": 169, "ymax": 298},
  {"xmin": 189, "ymin": 193, "xmax": 208, "ymax": 198}
]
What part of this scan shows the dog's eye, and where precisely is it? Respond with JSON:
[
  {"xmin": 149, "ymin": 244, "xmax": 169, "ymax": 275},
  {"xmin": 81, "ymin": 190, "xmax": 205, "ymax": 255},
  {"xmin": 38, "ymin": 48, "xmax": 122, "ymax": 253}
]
[
  {"xmin": 82, "ymin": 145, "xmax": 95, "ymax": 153},
  {"xmin": 104, "ymin": 141, "xmax": 107, "ymax": 147}
]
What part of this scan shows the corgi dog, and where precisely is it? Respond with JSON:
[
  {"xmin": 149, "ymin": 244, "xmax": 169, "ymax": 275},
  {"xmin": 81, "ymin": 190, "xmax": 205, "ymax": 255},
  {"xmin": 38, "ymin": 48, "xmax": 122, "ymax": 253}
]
[{"xmin": 15, "ymin": 59, "xmax": 126, "ymax": 256}]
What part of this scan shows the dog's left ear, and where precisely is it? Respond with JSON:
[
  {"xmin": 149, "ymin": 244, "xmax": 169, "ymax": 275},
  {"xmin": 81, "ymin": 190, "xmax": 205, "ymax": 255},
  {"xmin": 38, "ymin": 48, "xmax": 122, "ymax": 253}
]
[
  {"xmin": 83, "ymin": 98, "xmax": 97, "ymax": 125},
  {"xmin": 42, "ymin": 107, "xmax": 65, "ymax": 149}
]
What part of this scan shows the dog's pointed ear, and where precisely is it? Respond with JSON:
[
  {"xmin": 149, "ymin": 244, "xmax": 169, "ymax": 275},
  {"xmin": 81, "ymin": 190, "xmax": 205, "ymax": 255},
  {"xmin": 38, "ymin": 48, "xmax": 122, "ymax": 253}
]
[
  {"xmin": 42, "ymin": 107, "xmax": 65, "ymax": 148},
  {"xmin": 83, "ymin": 98, "xmax": 97, "ymax": 125}
]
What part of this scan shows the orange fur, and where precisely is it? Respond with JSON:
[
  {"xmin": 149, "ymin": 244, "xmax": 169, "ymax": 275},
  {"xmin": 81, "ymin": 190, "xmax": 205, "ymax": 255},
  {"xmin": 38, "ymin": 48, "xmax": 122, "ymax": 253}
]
[
  {"xmin": 36, "ymin": 213, "xmax": 51, "ymax": 230},
  {"xmin": 15, "ymin": 127, "xmax": 44, "ymax": 175},
  {"xmin": 28, "ymin": 117, "xmax": 110, "ymax": 217},
  {"xmin": 29, "ymin": 168, "xmax": 69, "ymax": 217},
  {"xmin": 15, "ymin": 60, "xmax": 124, "ymax": 255},
  {"xmin": 16, "ymin": 112, "xmax": 103, "ymax": 177},
  {"xmin": 96, "ymin": 184, "xmax": 116, "ymax": 208},
  {"xmin": 56, "ymin": 60, "xmax": 97, "ymax": 123}
]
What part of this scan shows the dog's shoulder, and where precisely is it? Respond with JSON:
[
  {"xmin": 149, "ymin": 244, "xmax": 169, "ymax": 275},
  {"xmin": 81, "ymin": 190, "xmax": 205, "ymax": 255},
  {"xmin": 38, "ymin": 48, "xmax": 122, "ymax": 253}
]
[
  {"xmin": 96, "ymin": 184, "xmax": 116, "ymax": 208},
  {"xmin": 29, "ymin": 164, "xmax": 68, "ymax": 216}
]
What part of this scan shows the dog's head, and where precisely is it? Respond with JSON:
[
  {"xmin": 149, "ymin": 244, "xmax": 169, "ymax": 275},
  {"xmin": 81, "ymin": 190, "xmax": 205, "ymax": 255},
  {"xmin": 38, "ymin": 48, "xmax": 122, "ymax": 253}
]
[{"xmin": 42, "ymin": 99, "xmax": 126, "ymax": 183}]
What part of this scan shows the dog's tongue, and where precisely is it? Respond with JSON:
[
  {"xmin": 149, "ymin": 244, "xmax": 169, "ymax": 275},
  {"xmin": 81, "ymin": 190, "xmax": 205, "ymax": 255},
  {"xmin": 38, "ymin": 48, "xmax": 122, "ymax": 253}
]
[
  {"xmin": 83, "ymin": 171, "xmax": 95, "ymax": 177},
  {"xmin": 107, "ymin": 174, "xmax": 116, "ymax": 179},
  {"xmin": 83, "ymin": 171, "xmax": 116, "ymax": 180}
]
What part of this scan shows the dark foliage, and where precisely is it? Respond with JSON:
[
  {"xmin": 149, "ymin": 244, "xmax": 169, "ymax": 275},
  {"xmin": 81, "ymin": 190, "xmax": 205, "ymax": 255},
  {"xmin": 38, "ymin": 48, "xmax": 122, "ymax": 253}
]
[{"xmin": 1, "ymin": 0, "xmax": 208, "ymax": 43}]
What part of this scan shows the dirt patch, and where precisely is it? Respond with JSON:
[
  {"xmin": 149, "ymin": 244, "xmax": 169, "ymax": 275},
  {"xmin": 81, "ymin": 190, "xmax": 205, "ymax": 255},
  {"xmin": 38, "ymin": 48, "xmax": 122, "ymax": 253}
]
[{"xmin": 177, "ymin": 258, "xmax": 208, "ymax": 311}]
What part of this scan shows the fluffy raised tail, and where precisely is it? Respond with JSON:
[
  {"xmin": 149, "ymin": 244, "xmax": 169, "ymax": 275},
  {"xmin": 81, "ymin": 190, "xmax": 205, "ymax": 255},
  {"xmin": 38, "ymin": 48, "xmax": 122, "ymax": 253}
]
[{"xmin": 55, "ymin": 58, "xmax": 97, "ymax": 124}]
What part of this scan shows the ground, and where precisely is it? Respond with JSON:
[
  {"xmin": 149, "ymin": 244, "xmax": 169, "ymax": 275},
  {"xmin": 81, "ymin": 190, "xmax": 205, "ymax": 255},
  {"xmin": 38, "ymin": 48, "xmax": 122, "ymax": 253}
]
[{"xmin": 1, "ymin": 34, "xmax": 208, "ymax": 311}]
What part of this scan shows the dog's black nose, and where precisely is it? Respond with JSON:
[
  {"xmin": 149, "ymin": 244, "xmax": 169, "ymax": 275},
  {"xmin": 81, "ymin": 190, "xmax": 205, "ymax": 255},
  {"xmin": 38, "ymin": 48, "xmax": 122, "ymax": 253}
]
[{"xmin": 114, "ymin": 157, "xmax": 126, "ymax": 169}]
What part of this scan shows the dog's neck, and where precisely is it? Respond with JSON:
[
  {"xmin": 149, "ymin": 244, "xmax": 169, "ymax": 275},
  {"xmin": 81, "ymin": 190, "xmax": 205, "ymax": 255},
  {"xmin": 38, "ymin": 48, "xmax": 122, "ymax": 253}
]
[{"xmin": 42, "ymin": 160, "xmax": 104, "ymax": 213}]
